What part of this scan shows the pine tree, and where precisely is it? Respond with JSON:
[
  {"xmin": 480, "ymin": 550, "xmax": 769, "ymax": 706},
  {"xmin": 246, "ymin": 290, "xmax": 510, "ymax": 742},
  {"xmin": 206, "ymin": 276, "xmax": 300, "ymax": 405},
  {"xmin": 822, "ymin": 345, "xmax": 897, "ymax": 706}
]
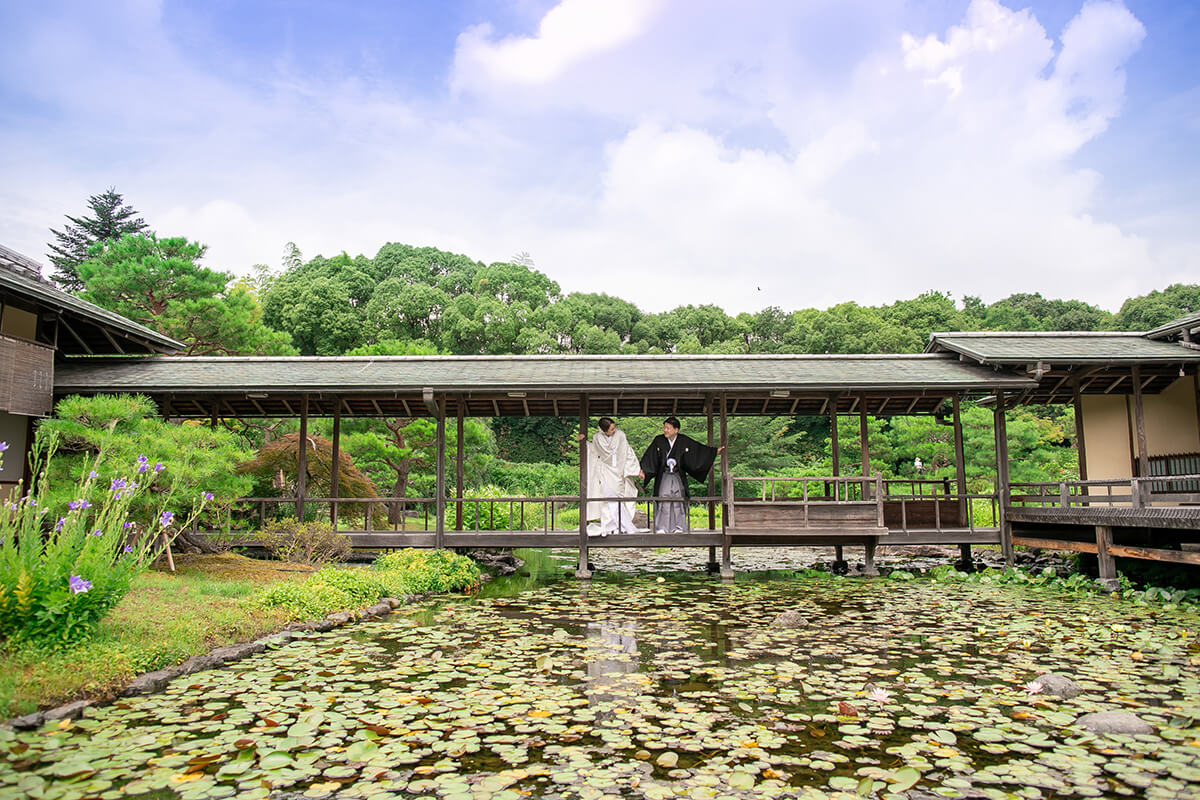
[{"xmin": 47, "ymin": 187, "xmax": 148, "ymax": 291}]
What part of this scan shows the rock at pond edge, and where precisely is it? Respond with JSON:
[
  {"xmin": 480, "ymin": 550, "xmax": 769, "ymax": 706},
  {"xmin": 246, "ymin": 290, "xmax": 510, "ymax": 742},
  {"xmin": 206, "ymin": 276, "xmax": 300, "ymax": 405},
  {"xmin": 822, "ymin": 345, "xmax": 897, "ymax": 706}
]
[
  {"xmin": 1032, "ymin": 673, "xmax": 1082, "ymax": 699},
  {"xmin": 1076, "ymin": 711, "xmax": 1154, "ymax": 735},
  {"xmin": 771, "ymin": 610, "xmax": 808, "ymax": 628}
]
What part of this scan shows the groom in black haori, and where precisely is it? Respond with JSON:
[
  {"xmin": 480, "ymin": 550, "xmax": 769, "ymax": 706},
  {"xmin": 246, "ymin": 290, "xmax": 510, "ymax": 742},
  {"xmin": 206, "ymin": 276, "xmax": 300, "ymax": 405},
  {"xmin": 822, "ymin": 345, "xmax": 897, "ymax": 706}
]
[{"xmin": 639, "ymin": 416, "xmax": 722, "ymax": 533}]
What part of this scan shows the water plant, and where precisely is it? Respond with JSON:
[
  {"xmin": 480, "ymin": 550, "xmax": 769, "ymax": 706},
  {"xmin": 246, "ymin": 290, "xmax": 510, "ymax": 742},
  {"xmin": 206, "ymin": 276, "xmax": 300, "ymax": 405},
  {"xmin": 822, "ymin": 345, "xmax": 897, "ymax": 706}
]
[{"xmin": 0, "ymin": 439, "xmax": 211, "ymax": 647}]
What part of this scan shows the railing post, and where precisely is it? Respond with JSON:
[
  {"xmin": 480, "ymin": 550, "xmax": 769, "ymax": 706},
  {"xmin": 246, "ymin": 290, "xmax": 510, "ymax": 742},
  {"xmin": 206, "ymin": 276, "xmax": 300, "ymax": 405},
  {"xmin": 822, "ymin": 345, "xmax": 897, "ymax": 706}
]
[
  {"xmin": 1131, "ymin": 478, "xmax": 1143, "ymax": 509},
  {"xmin": 576, "ymin": 394, "xmax": 591, "ymax": 579},
  {"xmin": 296, "ymin": 394, "xmax": 309, "ymax": 521},
  {"xmin": 1059, "ymin": 481, "xmax": 1069, "ymax": 508},
  {"xmin": 330, "ymin": 397, "xmax": 341, "ymax": 531},
  {"xmin": 719, "ymin": 393, "xmax": 733, "ymax": 578}
]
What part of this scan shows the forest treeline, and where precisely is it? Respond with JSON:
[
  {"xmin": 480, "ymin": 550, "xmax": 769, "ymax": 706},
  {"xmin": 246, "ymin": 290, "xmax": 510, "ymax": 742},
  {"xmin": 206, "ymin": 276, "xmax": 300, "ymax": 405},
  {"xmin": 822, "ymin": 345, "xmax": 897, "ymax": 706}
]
[{"xmin": 42, "ymin": 190, "xmax": 1200, "ymax": 502}]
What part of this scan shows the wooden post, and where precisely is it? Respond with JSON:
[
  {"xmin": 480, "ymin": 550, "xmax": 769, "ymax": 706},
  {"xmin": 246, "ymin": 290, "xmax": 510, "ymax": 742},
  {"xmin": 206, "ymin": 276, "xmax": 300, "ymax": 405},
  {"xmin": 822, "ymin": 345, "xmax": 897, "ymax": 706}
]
[
  {"xmin": 706, "ymin": 394, "xmax": 718, "ymax": 571},
  {"xmin": 434, "ymin": 397, "xmax": 446, "ymax": 549},
  {"xmin": 1095, "ymin": 525, "xmax": 1118, "ymax": 591},
  {"xmin": 330, "ymin": 398, "xmax": 341, "ymax": 530},
  {"xmin": 456, "ymin": 396, "xmax": 465, "ymax": 531},
  {"xmin": 296, "ymin": 394, "xmax": 309, "ymax": 521},
  {"xmin": 859, "ymin": 395, "xmax": 870, "ymax": 498},
  {"xmin": 720, "ymin": 393, "xmax": 733, "ymax": 578},
  {"xmin": 952, "ymin": 394, "xmax": 971, "ymax": 569},
  {"xmin": 1072, "ymin": 381, "xmax": 1088, "ymax": 482},
  {"xmin": 576, "ymin": 394, "xmax": 591, "ymax": 579},
  {"xmin": 1131, "ymin": 365, "xmax": 1149, "ymax": 479},
  {"xmin": 829, "ymin": 399, "xmax": 840, "ymax": 497},
  {"xmin": 994, "ymin": 392, "xmax": 1012, "ymax": 566}
]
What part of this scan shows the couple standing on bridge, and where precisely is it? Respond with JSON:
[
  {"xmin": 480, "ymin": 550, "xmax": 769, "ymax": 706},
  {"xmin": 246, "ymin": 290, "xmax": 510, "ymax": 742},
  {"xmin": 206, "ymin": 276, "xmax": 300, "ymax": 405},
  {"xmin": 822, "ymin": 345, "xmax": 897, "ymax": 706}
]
[{"xmin": 579, "ymin": 417, "xmax": 724, "ymax": 537}]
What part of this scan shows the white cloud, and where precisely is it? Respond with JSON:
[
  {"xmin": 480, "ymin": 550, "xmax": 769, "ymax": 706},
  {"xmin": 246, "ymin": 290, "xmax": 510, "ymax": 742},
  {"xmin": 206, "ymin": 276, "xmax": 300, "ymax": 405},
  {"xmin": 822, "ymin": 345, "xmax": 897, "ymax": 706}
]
[{"xmin": 0, "ymin": 0, "xmax": 1187, "ymax": 316}]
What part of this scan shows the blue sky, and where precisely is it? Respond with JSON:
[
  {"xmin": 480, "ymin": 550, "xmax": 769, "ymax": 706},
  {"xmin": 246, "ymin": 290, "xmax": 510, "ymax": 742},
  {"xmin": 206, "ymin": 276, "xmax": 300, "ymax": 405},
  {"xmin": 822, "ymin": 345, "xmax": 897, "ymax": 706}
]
[{"xmin": 1, "ymin": 0, "xmax": 1196, "ymax": 313}]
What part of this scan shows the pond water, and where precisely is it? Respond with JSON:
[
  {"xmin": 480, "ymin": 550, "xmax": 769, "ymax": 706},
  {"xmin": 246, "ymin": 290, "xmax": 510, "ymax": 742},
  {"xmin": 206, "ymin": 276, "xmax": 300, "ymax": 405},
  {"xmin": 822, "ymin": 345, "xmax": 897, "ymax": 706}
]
[{"xmin": 3, "ymin": 550, "xmax": 1199, "ymax": 800}]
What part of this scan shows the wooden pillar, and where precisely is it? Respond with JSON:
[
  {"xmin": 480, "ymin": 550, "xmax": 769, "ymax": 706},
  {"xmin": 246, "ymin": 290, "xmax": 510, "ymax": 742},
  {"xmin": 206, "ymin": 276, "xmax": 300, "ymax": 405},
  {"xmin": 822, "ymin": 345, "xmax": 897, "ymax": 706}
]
[
  {"xmin": 434, "ymin": 397, "xmax": 446, "ymax": 549},
  {"xmin": 952, "ymin": 394, "xmax": 971, "ymax": 569},
  {"xmin": 1072, "ymin": 381, "xmax": 1088, "ymax": 482},
  {"xmin": 330, "ymin": 398, "xmax": 341, "ymax": 530},
  {"xmin": 719, "ymin": 393, "xmax": 733, "ymax": 578},
  {"xmin": 1095, "ymin": 525, "xmax": 1118, "ymax": 591},
  {"xmin": 296, "ymin": 394, "xmax": 309, "ymax": 521},
  {"xmin": 706, "ymin": 395, "xmax": 718, "ymax": 571},
  {"xmin": 859, "ymin": 395, "xmax": 870, "ymax": 487},
  {"xmin": 1131, "ymin": 365, "xmax": 1149, "ymax": 479},
  {"xmin": 993, "ymin": 392, "xmax": 1012, "ymax": 565},
  {"xmin": 829, "ymin": 400, "xmax": 840, "ymax": 484},
  {"xmin": 576, "ymin": 394, "xmax": 591, "ymax": 579},
  {"xmin": 455, "ymin": 396, "xmax": 465, "ymax": 531}
]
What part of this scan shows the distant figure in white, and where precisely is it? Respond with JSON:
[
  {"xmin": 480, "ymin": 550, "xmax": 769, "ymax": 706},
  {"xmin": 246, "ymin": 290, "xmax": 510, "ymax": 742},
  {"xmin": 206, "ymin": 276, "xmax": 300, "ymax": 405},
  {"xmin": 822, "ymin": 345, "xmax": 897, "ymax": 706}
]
[{"xmin": 578, "ymin": 417, "xmax": 645, "ymax": 536}]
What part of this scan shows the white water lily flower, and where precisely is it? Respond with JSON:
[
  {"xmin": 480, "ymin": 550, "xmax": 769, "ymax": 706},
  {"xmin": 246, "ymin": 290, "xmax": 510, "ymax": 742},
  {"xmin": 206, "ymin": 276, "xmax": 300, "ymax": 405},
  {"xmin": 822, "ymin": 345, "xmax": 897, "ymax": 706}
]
[
  {"xmin": 869, "ymin": 687, "xmax": 892, "ymax": 704},
  {"xmin": 1024, "ymin": 680, "xmax": 1044, "ymax": 695}
]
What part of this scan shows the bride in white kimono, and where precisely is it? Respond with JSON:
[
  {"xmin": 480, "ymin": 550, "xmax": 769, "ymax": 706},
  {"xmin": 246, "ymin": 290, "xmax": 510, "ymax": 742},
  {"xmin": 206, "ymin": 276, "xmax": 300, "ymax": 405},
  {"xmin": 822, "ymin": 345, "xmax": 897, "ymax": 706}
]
[{"xmin": 582, "ymin": 418, "xmax": 644, "ymax": 536}]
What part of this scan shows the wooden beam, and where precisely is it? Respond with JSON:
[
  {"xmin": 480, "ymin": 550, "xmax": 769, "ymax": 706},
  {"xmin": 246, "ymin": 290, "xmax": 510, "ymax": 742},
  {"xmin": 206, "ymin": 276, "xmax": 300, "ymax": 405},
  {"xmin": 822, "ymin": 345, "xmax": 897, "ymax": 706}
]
[
  {"xmin": 1011, "ymin": 536, "xmax": 1097, "ymax": 554},
  {"xmin": 423, "ymin": 387, "xmax": 440, "ymax": 417},
  {"xmin": 905, "ymin": 397, "xmax": 919, "ymax": 414},
  {"xmin": 400, "ymin": 398, "xmax": 411, "ymax": 416},
  {"xmin": 522, "ymin": 398, "xmax": 530, "ymax": 417},
  {"xmin": 553, "ymin": 397, "xmax": 559, "ymax": 416},
  {"xmin": 250, "ymin": 398, "xmax": 266, "ymax": 415},
  {"xmin": 1104, "ymin": 375, "xmax": 1124, "ymax": 394},
  {"xmin": 817, "ymin": 397, "xmax": 828, "ymax": 416},
  {"xmin": 952, "ymin": 394, "xmax": 967, "ymax": 527},
  {"xmin": 296, "ymin": 394, "xmax": 309, "ymax": 521},
  {"xmin": 576, "ymin": 394, "xmax": 591, "ymax": 579},
  {"xmin": 994, "ymin": 392, "xmax": 1012, "ymax": 565},
  {"xmin": 1131, "ymin": 365, "xmax": 1149, "ymax": 478},
  {"xmin": 330, "ymin": 399, "xmax": 341, "ymax": 530},
  {"xmin": 58, "ymin": 317, "xmax": 93, "ymax": 354},
  {"xmin": 492, "ymin": 398, "xmax": 500, "ymax": 416},
  {"xmin": 456, "ymin": 396, "xmax": 465, "ymax": 532},
  {"xmin": 830, "ymin": 404, "xmax": 840, "ymax": 479},
  {"xmin": 719, "ymin": 392, "xmax": 732, "ymax": 577},
  {"xmin": 1109, "ymin": 544, "xmax": 1200, "ymax": 566},
  {"xmin": 859, "ymin": 395, "xmax": 870, "ymax": 479},
  {"xmin": 434, "ymin": 396, "xmax": 446, "ymax": 549},
  {"xmin": 878, "ymin": 397, "xmax": 888, "ymax": 413},
  {"xmin": 789, "ymin": 397, "xmax": 800, "ymax": 414},
  {"xmin": 1096, "ymin": 525, "xmax": 1116, "ymax": 588}
]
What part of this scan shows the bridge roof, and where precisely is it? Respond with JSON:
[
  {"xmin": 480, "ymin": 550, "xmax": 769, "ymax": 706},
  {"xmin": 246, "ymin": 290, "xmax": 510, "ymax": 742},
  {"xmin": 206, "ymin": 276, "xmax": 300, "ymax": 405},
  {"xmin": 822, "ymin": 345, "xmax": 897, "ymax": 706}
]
[{"xmin": 53, "ymin": 353, "xmax": 1035, "ymax": 418}]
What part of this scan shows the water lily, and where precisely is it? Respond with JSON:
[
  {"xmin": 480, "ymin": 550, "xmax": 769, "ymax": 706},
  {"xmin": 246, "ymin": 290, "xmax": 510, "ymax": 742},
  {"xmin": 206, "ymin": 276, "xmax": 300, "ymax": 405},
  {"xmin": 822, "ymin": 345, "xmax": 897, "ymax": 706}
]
[
  {"xmin": 1024, "ymin": 680, "xmax": 1043, "ymax": 696},
  {"xmin": 869, "ymin": 687, "xmax": 892, "ymax": 704},
  {"xmin": 68, "ymin": 574, "xmax": 92, "ymax": 594}
]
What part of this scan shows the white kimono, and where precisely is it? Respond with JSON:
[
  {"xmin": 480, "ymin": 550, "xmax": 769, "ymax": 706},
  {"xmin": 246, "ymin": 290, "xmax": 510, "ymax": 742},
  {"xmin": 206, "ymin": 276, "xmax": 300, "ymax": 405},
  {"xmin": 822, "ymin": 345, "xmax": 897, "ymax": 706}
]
[{"xmin": 585, "ymin": 428, "xmax": 642, "ymax": 534}]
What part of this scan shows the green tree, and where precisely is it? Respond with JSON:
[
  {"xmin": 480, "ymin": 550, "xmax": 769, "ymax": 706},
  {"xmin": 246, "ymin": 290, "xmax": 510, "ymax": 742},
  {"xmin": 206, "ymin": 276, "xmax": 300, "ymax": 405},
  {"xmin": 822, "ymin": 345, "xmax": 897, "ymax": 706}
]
[
  {"xmin": 47, "ymin": 187, "xmax": 149, "ymax": 292},
  {"xmin": 1115, "ymin": 285, "xmax": 1200, "ymax": 331},
  {"xmin": 77, "ymin": 234, "xmax": 295, "ymax": 355},
  {"xmin": 34, "ymin": 394, "xmax": 255, "ymax": 553}
]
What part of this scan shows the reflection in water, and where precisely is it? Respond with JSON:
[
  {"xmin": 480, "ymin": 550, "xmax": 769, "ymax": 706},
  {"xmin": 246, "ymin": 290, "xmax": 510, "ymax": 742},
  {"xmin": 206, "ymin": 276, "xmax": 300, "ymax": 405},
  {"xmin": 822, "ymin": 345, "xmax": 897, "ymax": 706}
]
[{"xmin": 584, "ymin": 620, "xmax": 641, "ymax": 708}]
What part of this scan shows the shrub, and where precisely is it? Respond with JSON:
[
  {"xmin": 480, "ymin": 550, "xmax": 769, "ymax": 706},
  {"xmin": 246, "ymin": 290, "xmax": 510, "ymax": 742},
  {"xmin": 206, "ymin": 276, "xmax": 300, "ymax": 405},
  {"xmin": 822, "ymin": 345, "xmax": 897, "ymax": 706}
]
[
  {"xmin": 255, "ymin": 519, "xmax": 349, "ymax": 566},
  {"xmin": 255, "ymin": 581, "xmax": 354, "ymax": 620},
  {"xmin": 449, "ymin": 485, "xmax": 527, "ymax": 531},
  {"xmin": 311, "ymin": 567, "xmax": 387, "ymax": 605},
  {"xmin": 487, "ymin": 461, "xmax": 578, "ymax": 497},
  {"xmin": 372, "ymin": 549, "xmax": 482, "ymax": 594},
  {"xmin": 0, "ymin": 439, "xmax": 211, "ymax": 647}
]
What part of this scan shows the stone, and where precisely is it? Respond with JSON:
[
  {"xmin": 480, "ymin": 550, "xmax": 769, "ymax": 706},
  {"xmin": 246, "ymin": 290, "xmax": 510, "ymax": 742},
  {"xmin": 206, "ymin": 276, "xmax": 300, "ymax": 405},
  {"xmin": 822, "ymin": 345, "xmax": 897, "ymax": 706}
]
[
  {"xmin": 177, "ymin": 654, "xmax": 222, "ymax": 675},
  {"xmin": 9, "ymin": 712, "xmax": 44, "ymax": 730},
  {"xmin": 1076, "ymin": 712, "xmax": 1154, "ymax": 735},
  {"xmin": 312, "ymin": 619, "xmax": 337, "ymax": 632},
  {"xmin": 363, "ymin": 601, "xmax": 392, "ymax": 618},
  {"xmin": 1032, "ymin": 673, "xmax": 1082, "ymax": 699},
  {"xmin": 123, "ymin": 668, "xmax": 177, "ymax": 696},
  {"xmin": 326, "ymin": 611, "xmax": 353, "ymax": 626},
  {"xmin": 209, "ymin": 641, "xmax": 266, "ymax": 662},
  {"xmin": 770, "ymin": 610, "xmax": 808, "ymax": 628},
  {"xmin": 43, "ymin": 700, "xmax": 91, "ymax": 722}
]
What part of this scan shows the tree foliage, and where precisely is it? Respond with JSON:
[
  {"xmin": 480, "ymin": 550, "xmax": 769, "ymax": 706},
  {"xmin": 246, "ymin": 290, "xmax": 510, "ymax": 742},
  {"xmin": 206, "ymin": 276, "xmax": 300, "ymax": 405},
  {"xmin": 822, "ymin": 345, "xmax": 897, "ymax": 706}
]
[
  {"xmin": 77, "ymin": 234, "xmax": 296, "ymax": 355},
  {"xmin": 47, "ymin": 187, "xmax": 148, "ymax": 292}
]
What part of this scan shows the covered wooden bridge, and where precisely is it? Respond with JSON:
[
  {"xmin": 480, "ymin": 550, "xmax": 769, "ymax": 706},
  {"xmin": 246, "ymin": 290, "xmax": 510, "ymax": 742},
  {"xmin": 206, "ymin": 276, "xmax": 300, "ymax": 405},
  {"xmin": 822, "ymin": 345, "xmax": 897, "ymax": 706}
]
[{"xmin": 55, "ymin": 353, "xmax": 1036, "ymax": 578}]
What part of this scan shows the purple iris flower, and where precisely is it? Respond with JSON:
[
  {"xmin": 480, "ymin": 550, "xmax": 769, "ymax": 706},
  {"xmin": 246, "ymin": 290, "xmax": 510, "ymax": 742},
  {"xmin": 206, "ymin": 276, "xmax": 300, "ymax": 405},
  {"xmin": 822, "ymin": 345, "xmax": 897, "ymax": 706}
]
[
  {"xmin": 91, "ymin": 529, "xmax": 103, "ymax": 537},
  {"xmin": 68, "ymin": 575, "xmax": 92, "ymax": 594},
  {"xmin": 153, "ymin": 463, "xmax": 165, "ymax": 473},
  {"xmin": 68, "ymin": 499, "xmax": 91, "ymax": 511},
  {"xmin": 123, "ymin": 520, "xmax": 134, "ymax": 530},
  {"xmin": 136, "ymin": 454, "xmax": 148, "ymax": 464},
  {"xmin": 137, "ymin": 463, "xmax": 149, "ymax": 474},
  {"xmin": 123, "ymin": 544, "xmax": 133, "ymax": 554},
  {"xmin": 110, "ymin": 478, "xmax": 127, "ymax": 492},
  {"xmin": 88, "ymin": 470, "xmax": 98, "ymax": 479},
  {"xmin": 55, "ymin": 517, "xmax": 66, "ymax": 531},
  {"xmin": 160, "ymin": 510, "xmax": 174, "ymax": 527},
  {"xmin": 0, "ymin": 441, "xmax": 8, "ymax": 452},
  {"xmin": 203, "ymin": 492, "xmax": 214, "ymax": 501}
]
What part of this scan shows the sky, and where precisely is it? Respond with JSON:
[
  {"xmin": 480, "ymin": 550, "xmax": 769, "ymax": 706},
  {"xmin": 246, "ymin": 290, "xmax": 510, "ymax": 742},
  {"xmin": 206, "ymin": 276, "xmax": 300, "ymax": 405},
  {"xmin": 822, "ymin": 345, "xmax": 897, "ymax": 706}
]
[{"xmin": 0, "ymin": 0, "xmax": 1196, "ymax": 314}]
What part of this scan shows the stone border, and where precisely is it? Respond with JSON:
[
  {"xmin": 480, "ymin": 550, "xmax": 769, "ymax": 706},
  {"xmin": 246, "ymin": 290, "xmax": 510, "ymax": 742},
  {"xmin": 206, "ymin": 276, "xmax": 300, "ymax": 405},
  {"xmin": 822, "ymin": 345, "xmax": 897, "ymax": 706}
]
[{"xmin": 5, "ymin": 594, "xmax": 423, "ymax": 731}]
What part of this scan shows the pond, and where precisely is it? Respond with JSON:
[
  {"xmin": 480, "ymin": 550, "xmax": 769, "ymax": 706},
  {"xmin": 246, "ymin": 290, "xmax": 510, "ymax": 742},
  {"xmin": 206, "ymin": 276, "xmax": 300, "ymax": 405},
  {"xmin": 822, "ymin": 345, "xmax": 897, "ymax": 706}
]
[{"xmin": 2, "ymin": 550, "xmax": 1198, "ymax": 800}]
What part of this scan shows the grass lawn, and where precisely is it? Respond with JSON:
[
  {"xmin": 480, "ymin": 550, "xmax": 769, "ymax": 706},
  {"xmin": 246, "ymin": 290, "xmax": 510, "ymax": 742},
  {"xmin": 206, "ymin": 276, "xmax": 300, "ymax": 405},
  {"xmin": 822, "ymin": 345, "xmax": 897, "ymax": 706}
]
[{"xmin": 0, "ymin": 553, "xmax": 313, "ymax": 719}]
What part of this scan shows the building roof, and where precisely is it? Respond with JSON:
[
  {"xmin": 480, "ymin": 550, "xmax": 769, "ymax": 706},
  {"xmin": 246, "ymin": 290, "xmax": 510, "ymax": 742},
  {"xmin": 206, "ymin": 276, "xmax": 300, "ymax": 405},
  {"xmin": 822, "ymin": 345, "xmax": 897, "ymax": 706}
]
[
  {"xmin": 1144, "ymin": 310, "xmax": 1200, "ymax": 342},
  {"xmin": 0, "ymin": 245, "xmax": 183, "ymax": 355},
  {"xmin": 926, "ymin": 331, "xmax": 1200, "ymax": 365},
  {"xmin": 53, "ymin": 353, "xmax": 1036, "ymax": 418}
]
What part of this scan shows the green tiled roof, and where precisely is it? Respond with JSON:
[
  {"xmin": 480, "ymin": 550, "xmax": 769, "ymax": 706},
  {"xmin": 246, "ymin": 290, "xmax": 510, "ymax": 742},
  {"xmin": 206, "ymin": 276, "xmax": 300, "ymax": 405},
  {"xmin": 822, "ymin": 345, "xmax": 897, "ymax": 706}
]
[
  {"xmin": 1144, "ymin": 311, "xmax": 1200, "ymax": 341},
  {"xmin": 926, "ymin": 332, "xmax": 1200, "ymax": 364},
  {"xmin": 54, "ymin": 353, "xmax": 1035, "ymax": 394}
]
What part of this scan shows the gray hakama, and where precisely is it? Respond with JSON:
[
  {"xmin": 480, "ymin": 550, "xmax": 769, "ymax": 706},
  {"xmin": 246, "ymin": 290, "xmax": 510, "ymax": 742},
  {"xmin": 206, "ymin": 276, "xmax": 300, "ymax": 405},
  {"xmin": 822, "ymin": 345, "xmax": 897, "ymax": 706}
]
[{"xmin": 654, "ymin": 471, "xmax": 688, "ymax": 533}]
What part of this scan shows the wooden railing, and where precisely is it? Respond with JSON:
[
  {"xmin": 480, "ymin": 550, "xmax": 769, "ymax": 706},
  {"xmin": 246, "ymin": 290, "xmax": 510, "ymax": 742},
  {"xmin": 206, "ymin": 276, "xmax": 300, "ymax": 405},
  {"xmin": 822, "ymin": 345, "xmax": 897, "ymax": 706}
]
[
  {"xmin": 1009, "ymin": 475, "xmax": 1200, "ymax": 510},
  {"xmin": 204, "ymin": 494, "xmax": 724, "ymax": 534}
]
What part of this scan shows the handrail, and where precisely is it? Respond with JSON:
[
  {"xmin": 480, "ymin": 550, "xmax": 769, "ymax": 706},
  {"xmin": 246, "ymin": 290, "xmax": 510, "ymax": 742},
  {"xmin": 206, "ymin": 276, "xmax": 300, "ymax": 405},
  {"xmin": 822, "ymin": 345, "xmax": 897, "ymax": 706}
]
[{"xmin": 1008, "ymin": 474, "xmax": 1200, "ymax": 510}]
